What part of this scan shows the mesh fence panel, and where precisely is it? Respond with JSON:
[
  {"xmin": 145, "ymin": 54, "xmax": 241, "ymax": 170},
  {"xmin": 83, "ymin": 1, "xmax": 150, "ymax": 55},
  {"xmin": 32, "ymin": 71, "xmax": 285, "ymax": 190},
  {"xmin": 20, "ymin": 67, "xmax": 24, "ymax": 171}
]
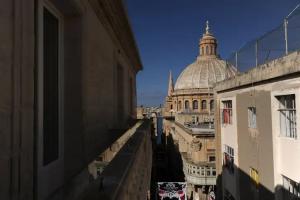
[
  {"xmin": 227, "ymin": 5, "xmax": 300, "ymax": 72},
  {"xmin": 287, "ymin": 11, "xmax": 300, "ymax": 52}
]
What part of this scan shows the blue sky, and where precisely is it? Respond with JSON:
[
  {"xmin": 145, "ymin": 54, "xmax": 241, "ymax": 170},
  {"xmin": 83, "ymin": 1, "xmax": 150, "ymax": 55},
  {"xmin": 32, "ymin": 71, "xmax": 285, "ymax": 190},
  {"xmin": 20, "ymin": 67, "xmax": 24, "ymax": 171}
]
[{"xmin": 125, "ymin": 0, "xmax": 300, "ymax": 106}]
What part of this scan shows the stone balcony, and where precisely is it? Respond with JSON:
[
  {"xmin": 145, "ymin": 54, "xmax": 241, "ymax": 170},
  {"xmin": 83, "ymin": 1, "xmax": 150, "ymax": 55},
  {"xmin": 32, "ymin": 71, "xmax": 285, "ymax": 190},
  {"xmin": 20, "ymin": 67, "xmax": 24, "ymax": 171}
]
[
  {"xmin": 182, "ymin": 154, "xmax": 216, "ymax": 186},
  {"xmin": 79, "ymin": 119, "xmax": 153, "ymax": 200}
]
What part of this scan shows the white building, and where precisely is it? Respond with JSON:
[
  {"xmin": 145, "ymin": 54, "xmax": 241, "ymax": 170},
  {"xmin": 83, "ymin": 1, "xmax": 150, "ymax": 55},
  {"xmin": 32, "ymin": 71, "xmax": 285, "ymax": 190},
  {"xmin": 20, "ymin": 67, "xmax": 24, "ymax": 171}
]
[{"xmin": 215, "ymin": 51, "xmax": 300, "ymax": 200}]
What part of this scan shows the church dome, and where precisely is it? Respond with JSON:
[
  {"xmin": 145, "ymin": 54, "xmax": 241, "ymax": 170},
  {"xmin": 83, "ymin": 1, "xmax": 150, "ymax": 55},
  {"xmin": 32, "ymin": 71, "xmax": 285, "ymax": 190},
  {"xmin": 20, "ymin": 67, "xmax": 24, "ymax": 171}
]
[
  {"xmin": 174, "ymin": 58, "xmax": 236, "ymax": 90},
  {"xmin": 174, "ymin": 21, "xmax": 237, "ymax": 91}
]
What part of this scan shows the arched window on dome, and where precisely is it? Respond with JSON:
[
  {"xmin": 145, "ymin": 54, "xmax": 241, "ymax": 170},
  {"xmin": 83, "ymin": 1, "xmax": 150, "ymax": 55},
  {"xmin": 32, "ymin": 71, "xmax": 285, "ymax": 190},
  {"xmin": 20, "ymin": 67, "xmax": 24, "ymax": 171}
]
[
  {"xmin": 201, "ymin": 47, "xmax": 204, "ymax": 55},
  {"xmin": 210, "ymin": 100, "xmax": 214, "ymax": 111},
  {"xmin": 201, "ymin": 100, "xmax": 207, "ymax": 110},
  {"xmin": 210, "ymin": 46, "xmax": 213, "ymax": 55},
  {"xmin": 193, "ymin": 100, "xmax": 198, "ymax": 110},
  {"xmin": 185, "ymin": 100, "xmax": 190, "ymax": 110},
  {"xmin": 178, "ymin": 101, "xmax": 182, "ymax": 110},
  {"xmin": 205, "ymin": 46, "xmax": 209, "ymax": 55},
  {"xmin": 170, "ymin": 104, "xmax": 173, "ymax": 110}
]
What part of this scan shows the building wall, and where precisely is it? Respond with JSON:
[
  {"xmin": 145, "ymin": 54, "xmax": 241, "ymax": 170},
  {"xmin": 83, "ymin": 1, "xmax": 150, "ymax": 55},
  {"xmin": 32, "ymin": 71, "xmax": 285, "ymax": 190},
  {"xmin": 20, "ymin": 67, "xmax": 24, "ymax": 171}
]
[
  {"xmin": 215, "ymin": 51, "xmax": 300, "ymax": 200},
  {"xmin": 219, "ymin": 96, "xmax": 239, "ymax": 199},
  {"xmin": 270, "ymin": 82, "xmax": 300, "ymax": 198},
  {"xmin": 236, "ymin": 90, "xmax": 274, "ymax": 200},
  {"xmin": 0, "ymin": 1, "xmax": 35, "ymax": 200},
  {"xmin": 0, "ymin": 0, "xmax": 141, "ymax": 199}
]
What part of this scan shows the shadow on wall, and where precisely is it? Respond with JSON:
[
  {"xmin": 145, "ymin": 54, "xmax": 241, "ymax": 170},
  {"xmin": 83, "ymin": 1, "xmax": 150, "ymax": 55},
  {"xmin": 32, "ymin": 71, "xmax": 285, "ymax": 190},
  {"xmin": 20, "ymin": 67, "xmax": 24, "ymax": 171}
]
[
  {"xmin": 150, "ymin": 124, "xmax": 185, "ymax": 200},
  {"xmin": 164, "ymin": 133, "xmax": 185, "ymax": 182},
  {"xmin": 216, "ymin": 164, "xmax": 300, "ymax": 200}
]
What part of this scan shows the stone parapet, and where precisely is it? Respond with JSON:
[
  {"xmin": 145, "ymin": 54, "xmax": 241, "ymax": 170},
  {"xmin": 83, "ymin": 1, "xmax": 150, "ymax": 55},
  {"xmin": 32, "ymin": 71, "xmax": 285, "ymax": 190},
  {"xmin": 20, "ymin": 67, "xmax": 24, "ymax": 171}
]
[
  {"xmin": 215, "ymin": 51, "xmax": 300, "ymax": 93},
  {"xmin": 80, "ymin": 119, "xmax": 152, "ymax": 200}
]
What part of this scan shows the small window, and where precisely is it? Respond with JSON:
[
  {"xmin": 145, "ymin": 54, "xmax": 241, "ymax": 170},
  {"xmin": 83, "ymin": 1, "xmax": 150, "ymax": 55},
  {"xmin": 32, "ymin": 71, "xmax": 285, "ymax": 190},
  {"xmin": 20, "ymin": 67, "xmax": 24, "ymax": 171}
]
[
  {"xmin": 276, "ymin": 94, "xmax": 297, "ymax": 138},
  {"xmin": 201, "ymin": 100, "xmax": 207, "ymax": 110},
  {"xmin": 210, "ymin": 100, "xmax": 214, "ymax": 111},
  {"xmin": 248, "ymin": 107, "xmax": 257, "ymax": 128},
  {"xmin": 222, "ymin": 100, "xmax": 232, "ymax": 124},
  {"xmin": 223, "ymin": 145, "xmax": 234, "ymax": 174},
  {"xmin": 212, "ymin": 170, "xmax": 216, "ymax": 176},
  {"xmin": 206, "ymin": 46, "xmax": 209, "ymax": 55},
  {"xmin": 185, "ymin": 100, "xmax": 190, "ymax": 110},
  {"xmin": 170, "ymin": 104, "xmax": 173, "ymax": 110},
  {"xmin": 193, "ymin": 100, "xmax": 198, "ymax": 110},
  {"xmin": 206, "ymin": 170, "xmax": 211, "ymax": 176},
  {"xmin": 208, "ymin": 156, "xmax": 216, "ymax": 162}
]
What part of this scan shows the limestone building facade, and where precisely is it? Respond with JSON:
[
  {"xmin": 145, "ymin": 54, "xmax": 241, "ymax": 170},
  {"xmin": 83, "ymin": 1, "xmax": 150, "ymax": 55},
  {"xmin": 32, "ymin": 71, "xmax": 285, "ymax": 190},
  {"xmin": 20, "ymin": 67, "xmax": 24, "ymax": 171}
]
[
  {"xmin": 215, "ymin": 51, "xmax": 300, "ymax": 200},
  {"xmin": 0, "ymin": 0, "xmax": 143, "ymax": 199},
  {"xmin": 164, "ymin": 21, "xmax": 237, "ymax": 199}
]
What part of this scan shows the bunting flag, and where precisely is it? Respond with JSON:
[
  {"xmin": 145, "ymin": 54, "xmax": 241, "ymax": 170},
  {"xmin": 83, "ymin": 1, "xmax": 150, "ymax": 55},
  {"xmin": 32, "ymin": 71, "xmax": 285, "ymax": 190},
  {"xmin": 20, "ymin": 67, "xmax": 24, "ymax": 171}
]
[{"xmin": 157, "ymin": 182, "xmax": 187, "ymax": 200}]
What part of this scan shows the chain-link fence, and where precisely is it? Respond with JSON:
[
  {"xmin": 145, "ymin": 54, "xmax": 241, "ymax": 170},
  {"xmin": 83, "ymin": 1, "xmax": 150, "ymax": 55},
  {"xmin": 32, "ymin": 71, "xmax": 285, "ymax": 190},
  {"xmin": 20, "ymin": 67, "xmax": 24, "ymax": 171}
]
[{"xmin": 227, "ymin": 4, "xmax": 300, "ymax": 72}]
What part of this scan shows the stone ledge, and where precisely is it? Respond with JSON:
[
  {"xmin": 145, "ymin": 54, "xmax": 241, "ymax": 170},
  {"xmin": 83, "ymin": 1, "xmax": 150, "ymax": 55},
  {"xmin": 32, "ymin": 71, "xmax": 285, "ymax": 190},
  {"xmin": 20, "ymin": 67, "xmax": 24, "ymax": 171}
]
[
  {"xmin": 80, "ymin": 119, "xmax": 152, "ymax": 200},
  {"xmin": 215, "ymin": 51, "xmax": 300, "ymax": 93}
]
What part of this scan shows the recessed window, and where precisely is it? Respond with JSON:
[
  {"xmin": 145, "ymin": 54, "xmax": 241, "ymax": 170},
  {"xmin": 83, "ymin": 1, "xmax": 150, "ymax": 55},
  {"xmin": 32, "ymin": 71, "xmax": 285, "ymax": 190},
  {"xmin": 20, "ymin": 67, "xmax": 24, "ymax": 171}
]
[
  {"xmin": 208, "ymin": 156, "xmax": 216, "ymax": 162},
  {"xmin": 248, "ymin": 107, "xmax": 257, "ymax": 128},
  {"xmin": 222, "ymin": 100, "xmax": 232, "ymax": 124},
  {"xmin": 223, "ymin": 145, "xmax": 234, "ymax": 174},
  {"xmin": 193, "ymin": 100, "xmax": 198, "ymax": 110},
  {"xmin": 43, "ymin": 7, "xmax": 60, "ymax": 165},
  {"xmin": 210, "ymin": 100, "xmax": 214, "ymax": 111},
  {"xmin": 205, "ymin": 46, "xmax": 209, "ymax": 55},
  {"xmin": 206, "ymin": 170, "xmax": 211, "ymax": 176},
  {"xmin": 201, "ymin": 100, "xmax": 207, "ymax": 110},
  {"xmin": 212, "ymin": 170, "xmax": 216, "ymax": 176},
  {"xmin": 276, "ymin": 94, "xmax": 297, "ymax": 138},
  {"xmin": 185, "ymin": 100, "xmax": 190, "ymax": 110}
]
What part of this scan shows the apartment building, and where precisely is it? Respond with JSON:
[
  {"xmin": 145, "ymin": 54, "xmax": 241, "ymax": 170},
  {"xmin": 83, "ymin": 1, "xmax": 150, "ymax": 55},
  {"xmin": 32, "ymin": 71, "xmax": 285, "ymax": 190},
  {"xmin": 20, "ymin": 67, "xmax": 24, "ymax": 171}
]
[{"xmin": 215, "ymin": 51, "xmax": 300, "ymax": 200}]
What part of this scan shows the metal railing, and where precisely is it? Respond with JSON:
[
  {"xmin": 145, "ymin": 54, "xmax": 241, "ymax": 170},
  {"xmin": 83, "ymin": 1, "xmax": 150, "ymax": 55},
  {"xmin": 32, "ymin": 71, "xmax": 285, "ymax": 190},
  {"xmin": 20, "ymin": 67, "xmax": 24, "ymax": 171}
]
[{"xmin": 227, "ymin": 4, "xmax": 300, "ymax": 72}]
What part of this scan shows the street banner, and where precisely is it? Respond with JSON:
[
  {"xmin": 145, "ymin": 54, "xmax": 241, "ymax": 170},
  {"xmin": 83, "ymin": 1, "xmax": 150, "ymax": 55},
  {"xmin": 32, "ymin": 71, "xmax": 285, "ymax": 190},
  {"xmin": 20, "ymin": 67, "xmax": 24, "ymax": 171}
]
[{"xmin": 157, "ymin": 182, "xmax": 187, "ymax": 200}]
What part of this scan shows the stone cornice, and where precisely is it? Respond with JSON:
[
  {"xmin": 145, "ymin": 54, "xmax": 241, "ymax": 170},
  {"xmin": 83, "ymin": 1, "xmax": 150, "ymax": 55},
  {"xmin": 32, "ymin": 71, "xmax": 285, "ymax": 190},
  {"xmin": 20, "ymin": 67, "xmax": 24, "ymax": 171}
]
[{"xmin": 88, "ymin": 0, "xmax": 142, "ymax": 73}]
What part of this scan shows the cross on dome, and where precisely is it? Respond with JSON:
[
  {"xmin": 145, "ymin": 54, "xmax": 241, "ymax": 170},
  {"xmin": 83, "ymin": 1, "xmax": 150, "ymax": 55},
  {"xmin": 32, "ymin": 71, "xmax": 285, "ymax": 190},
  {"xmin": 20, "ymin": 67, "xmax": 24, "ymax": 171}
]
[{"xmin": 206, "ymin": 20, "xmax": 210, "ymax": 34}]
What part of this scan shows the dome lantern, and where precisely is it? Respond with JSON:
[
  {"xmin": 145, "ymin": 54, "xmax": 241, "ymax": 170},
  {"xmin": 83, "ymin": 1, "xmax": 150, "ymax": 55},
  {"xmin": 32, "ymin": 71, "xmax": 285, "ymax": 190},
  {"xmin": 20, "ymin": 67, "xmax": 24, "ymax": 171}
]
[{"xmin": 199, "ymin": 20, "xmax": 218, "ymax": 58}]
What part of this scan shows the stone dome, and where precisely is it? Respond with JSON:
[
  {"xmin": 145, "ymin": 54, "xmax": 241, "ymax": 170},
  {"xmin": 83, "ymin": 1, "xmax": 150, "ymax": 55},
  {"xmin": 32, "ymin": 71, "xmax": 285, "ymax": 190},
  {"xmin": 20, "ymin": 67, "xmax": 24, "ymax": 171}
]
[
  {"xmin": 174, "ymin": 57, "xmax": 236, "ymax": 90},
  {"xmin": 174, "ymin": 21, "xmax": 237, "ymax": 90}
]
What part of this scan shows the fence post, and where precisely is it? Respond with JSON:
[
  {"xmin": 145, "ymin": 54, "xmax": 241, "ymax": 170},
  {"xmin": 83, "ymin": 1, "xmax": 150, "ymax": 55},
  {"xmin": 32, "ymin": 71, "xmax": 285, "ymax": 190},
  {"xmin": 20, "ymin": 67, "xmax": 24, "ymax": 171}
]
[
  {"xmin": 284, "ymin": 18, "xmax": 288, "ymax": 55},
  {"xmin": 235, "ymin": 51, "xmax": 238, "ymax": 71},
  {"xmin": 255, "ymin": 40, "xmax": 258, "ymax": 67}
]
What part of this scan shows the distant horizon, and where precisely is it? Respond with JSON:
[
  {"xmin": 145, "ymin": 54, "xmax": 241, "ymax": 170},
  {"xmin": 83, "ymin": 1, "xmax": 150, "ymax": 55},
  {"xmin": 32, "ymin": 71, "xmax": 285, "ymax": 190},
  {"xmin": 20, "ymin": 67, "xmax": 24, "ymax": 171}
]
[{"xmin": 125, "ymin": 0, "xmax": 300, "ymax": 106}]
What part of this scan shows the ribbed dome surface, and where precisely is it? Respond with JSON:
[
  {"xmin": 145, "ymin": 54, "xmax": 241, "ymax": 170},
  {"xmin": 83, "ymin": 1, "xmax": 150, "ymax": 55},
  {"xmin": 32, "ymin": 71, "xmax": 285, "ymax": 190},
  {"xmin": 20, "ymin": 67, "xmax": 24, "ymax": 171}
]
[{"xmin": 174, "ymin": 57, "xmax": 236, "ymax": 90}]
